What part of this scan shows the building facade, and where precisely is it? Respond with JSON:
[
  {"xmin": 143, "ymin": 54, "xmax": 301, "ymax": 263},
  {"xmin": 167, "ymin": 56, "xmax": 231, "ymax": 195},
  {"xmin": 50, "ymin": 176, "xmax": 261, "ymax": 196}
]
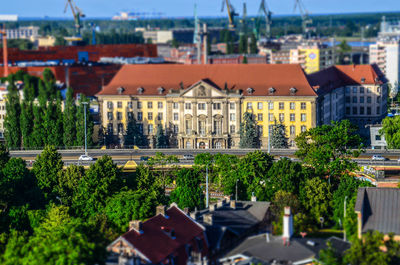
[
  {"xmin": 370, "ymin": 40, "xmax": 400, "ymax": 95},
  {"xmin": 308, "ymin": 65, "xmax": 388, "ymax": 133},
  {"xmin": 290, "ymin": 43, "xmax": 335, "ymax": 74},
  {"xmin": 96, "ymin": 64, "xmax": 318, "ymax": 149}
]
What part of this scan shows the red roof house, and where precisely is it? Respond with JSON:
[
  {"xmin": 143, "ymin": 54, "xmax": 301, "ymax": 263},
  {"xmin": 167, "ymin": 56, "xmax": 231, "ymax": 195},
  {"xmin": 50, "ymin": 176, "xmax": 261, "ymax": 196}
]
[{"xmin": 107, "ymin": 204, "xmax": 209, "ymax": 265}]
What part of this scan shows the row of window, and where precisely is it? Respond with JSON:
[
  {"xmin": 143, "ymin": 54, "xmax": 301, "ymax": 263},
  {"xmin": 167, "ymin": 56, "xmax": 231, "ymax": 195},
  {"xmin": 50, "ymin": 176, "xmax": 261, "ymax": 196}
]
[
  {"xmin": 345, "ymin": 86, "xmax": 380, "ymax": 94},
  {"xmin": 108, "ymin": 122, "xmax": 307, "ymax": 137},
  {"xmin": 108, "ymin": 111, "xmax": 308, "ymax": 123},
  {"xmin": 107, "ymin": 101, "xmax": 165, "ymax": 109},
  {"xmin": 107, "ymin": 101, "xmax": 308, "ymax": 112},
  {"xmin": 108, "ymin": 111, "xmax": 164, "ymax": 121},
  {"xmin": 345, "ymin": 106, "xmax": 380, "ymax": 116},
  {"xmin": 247, "ymin": 102, "xmax": 307, "ymax": 110},
  {"xmin": 345, "ymin": 96, "xmax": 380, "ymax": 104}
]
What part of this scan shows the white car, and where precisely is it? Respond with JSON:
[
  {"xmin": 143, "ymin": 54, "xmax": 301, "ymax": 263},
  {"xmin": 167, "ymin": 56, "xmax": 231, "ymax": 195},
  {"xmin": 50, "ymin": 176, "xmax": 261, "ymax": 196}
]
[
  {"xmin": 371, "ymin": 155, "xmax": 387, "ymax": 161},
  {"xmin": 183, "ymin": 154, "xmax": 194, "ymax": 160},
  {"xmin": 79, "ymin": 155, "xmax": 93, "ymax": 161}
]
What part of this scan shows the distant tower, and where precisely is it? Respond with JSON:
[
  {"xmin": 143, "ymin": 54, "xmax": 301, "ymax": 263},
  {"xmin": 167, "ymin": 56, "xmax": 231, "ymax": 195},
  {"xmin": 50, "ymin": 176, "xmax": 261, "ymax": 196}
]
[{"xmin": 193, "ymin": 3, "xmax": 199, "ymax": 44}]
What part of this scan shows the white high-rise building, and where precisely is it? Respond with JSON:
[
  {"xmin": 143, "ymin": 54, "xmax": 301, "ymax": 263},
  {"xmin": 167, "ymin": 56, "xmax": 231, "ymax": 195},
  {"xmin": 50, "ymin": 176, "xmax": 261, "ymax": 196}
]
[{"xmin": 370, "ymin": 41, "xmax": 400, "ymax": 96}]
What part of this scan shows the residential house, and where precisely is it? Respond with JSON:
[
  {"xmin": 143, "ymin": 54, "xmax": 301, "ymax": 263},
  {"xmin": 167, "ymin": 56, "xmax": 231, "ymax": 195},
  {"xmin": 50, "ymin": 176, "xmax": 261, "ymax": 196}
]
[{"xmin": 107, "ymin": 204, "xmax": 209, "ymax": 265}]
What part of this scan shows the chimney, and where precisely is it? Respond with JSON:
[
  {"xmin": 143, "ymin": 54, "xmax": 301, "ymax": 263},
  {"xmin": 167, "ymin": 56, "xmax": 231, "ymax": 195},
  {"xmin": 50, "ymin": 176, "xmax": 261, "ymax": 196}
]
[
  {"xmin": 217, "ymin": 200, "xmax": 224, "ymax": 208},
  {"xmin": 203, "ymin": 213, "xmax": 213, "ymax": 225},
  {"xmin": 203, "ymin": 23, "xmax": 208, "ymax": 64},
  {"xmin": 230, "ymin": 200, "xmax": 236, "ymax": 210},
  {"xmin": 156, "ymin": 205, "xmax": 167, "ymax": 217},
  {"xmin": 282, "ymin": 207, "xmax": 294, "ymax": 241},
  {"xmin": 251, "ymin": 192, "xmax": 257, "ymax": 202},
  {"xmin": 210, "ymin": 204, "xmax": 216, "ymax": 212},
  {"xmin": 190, "ymin": 211, "xmax": 199, "ymax": 220},
  {"xmin": 183, "ymin": 208, "xmax": 189, "ymax": 215},
  {"xmin": 129, "ymin": 220, "xmax": 143, "ymax": 233}
]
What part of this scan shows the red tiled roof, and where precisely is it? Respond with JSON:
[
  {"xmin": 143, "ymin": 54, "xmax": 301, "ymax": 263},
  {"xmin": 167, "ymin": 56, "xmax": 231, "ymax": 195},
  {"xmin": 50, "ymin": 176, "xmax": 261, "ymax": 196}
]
[
  {"xmin": 308, "ymin": 64, "xmax": 386, "ymax": 95},
  {"xmin": 121, "ymin": 206, "xmax": 205, "ymax": 264},
  {"xmin": 97, "ymin": 64, "xmax": 318, "ymax": 97}
]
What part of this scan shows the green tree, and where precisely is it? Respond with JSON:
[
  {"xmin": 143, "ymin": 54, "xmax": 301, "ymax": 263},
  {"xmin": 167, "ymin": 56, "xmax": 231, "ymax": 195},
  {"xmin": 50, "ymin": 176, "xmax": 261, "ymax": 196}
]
[
  {"xmin": 238, "ymin": 34, "xmax": 248, "ymax": 54},
  {"xmin": 0, "ymin": 158, "xmax": 30, "ymax": 209},
  {"xmin": 32, "ymin": 145, "xmax": 64, "ymax": 200},
  {"xmin": 271, "ymin": 121, "xmax": 288, "ymax": 149},
  {"xmin": 343, "ymin": 231, "xmax": 390, "ymax": 265},
  {"xmin": 31, "ymin": 105, "xmax": 44, "ymax": 148},
  {"xmin": 318, "ymin": 241, "xmax": 342, "ymax": 265},
  {"xmin": 105, "ymin": 190, "xmax": 158, "ymax": 232},
  {"xmin": 63, "ymin": 87, "xmax": 76, "ymax": 147},
  {"xmin": 235, "ymin": 151, "xmax": 273, "ymax": 200},
  {"xmin": 265, "ymin": 158, "xmax": 308, "ymax": 199},
  {"xmin": 239, "ymin": 112, "xmax": 259, "ymax": 148},
  {"xmin": 301, "ymin": 177, "xmax": 332, "ymax": 224},
  {"xmin": 249, "ymin": 33, "xmax": 258, "ymax": 54},
  {"xmin": 20, "ymin": 101, "xmax": 34, "ymax": 148},
  {"xmin": 147, "ymin": 152, "xmax": 179, "ymax": 190},
  {"xmin": 380, "ymin": 115, "xmax": 400, "ymax": 149},
  {"xmin": 0, "ymin": 143, "xmax": 10, "ymax": 168},
  {"xmin": 295, "ymin": 120, "xmax": 362, "ymax": 177},
  {"xmin": 337, "ymin": 40, "xmax": 352, "ymax": 64},
  {"xmin": 73, "ymin": 155, "xmax": 122, "ymax": 218},
  {"xmin": 332, "ymin": 175, "xmax": 373, "ymax": 232},
  {"xmin": 56, "ymin": 165, "xmax": 85, "ymax": 206},
  {"xmin": 155, "ymin": 124, "xmax": 168, "ymax": 148},
  {"xmin": 4, "ymin": 83, "xmax": 21, "ymax": 149},
  {"xmin": 124, "ymin": 117, "xmax": 147, "ymax": 147},
  {"xmin": 270, "ymin": 190, "xmax": 301, "ymax": 235},
  {"xmin": 4, "ymin": 205, "xmax": 107, "ymax": 265},
  {"xmin": 170, "ymin": 168, "xmax": 204, "ymax": 211},
  {"xmin": 242, "ymin": 56, "xmax": 248, "ymax": 64}
]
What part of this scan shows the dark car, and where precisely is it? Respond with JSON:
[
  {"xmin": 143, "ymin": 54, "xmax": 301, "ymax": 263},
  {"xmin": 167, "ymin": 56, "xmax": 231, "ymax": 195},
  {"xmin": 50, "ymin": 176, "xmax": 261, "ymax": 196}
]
[{"xmin": 140, "ymin": 156, "xmax": 149, "ymax": 161}]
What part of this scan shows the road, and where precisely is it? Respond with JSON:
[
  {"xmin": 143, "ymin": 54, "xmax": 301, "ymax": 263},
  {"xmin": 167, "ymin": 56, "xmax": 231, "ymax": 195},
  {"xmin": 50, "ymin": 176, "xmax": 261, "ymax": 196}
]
[{"xmin": 10, "ymin": 148, "xmax": 400, "ymax": 168}]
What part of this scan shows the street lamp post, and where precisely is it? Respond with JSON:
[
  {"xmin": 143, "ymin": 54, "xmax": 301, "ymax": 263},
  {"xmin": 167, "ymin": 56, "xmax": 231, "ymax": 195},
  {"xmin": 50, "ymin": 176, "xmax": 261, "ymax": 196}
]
[
  {"xmin": 206, "ymin": 165, "xmax": 209, "ymax": 208},
  {"xmin": 235, "ymin": 179, "xmax": 239, "ymax": 201},
  {"xmin": 82, "ymin": 102, "xmax": 88, "ymax": 156},
  {"xmin": 267, "ymin": 100, "xmax": 271, "ymax": 154}
]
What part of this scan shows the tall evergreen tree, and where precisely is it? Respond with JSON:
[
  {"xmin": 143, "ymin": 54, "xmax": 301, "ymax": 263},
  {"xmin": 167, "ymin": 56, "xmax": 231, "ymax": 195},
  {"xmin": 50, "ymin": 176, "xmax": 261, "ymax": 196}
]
[
  {"xmin": 155, "ymin": 124, "xmax": 168, "ymax": 148},
  {"xmin": 31, "ymin": 105, "xmax": 44, "ymax": 148},
  {"xmin": 20, "ymin": 101, "xmax": 34, "ymax": 148},
  {"xmin": 271, "ymin": 120, "xmax": 288, "ymax": 149},
  {"xmin": 4, "ymin": 83, "xmax": 21, "ymax": 149},
  {"xmin": 249, "ymin": 33, "xmax": 258, "ymax": 54},
  {"xmin": 63, "ymin": 87, "xmax": 76, "ymax": 147},
  {"xmin": 239, "ymin": 112, "xmax": 259, "ymax": 148},
  {"xmin": 75, "ymin": 95, "xmax": 93, "ymax": 148},
  {"xmin": 238, "ymin": 34, "xmax": 248, "ymax": 54}
]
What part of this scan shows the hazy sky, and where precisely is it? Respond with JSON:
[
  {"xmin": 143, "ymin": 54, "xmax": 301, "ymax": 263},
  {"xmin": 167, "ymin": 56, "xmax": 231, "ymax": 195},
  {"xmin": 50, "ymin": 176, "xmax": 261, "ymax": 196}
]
[{"xmin": 2, "ymin": 0, "xmax": 399, "ymax": 18}]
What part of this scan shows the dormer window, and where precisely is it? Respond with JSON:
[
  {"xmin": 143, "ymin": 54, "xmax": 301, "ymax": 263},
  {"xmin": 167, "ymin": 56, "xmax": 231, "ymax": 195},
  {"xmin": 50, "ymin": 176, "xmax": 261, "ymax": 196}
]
[
  {"xmin": 290, "ymin": 87, "xmax": 297, "ymax": 95},
  {"xmin": 269, "ymin": 87, "xmax": 276, "ymax": 94},
  {"xmin": 247, "ymin": 87, "xmax": 254, "ymax": 94},
  {"xmin": 157, "ymin": 87, "xmax": 165, "ymax": 94},
  {"xmin": 137, "ymin": 87, "xmax": 144, "ymax": 94},
  {"xmin": 375, "ymin": 77, "xmax": 380, "ymax": 83},
  {"xmin": 117, "ymin": 87, "xmax": 125, "ymax": 94},
  {"xmin": 361, "ymin": 77, "xmax": 366, "ymax": 83}
]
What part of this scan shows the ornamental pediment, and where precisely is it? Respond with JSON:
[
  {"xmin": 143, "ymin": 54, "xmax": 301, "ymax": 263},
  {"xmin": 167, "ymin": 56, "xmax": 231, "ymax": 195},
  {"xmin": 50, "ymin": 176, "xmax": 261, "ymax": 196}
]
[{"xmin": 180, "ymin": 80, "xmax": 226, "ymax": 98}]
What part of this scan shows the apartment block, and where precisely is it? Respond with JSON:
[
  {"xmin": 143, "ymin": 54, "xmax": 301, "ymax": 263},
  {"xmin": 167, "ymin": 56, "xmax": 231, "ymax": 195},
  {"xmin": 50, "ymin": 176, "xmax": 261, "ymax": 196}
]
[
  {"xmin": 290, "ymin": 43, "xmax": 335, "ymax": 74},
  {"xmin": 369, "ymin": 40, "xmax": 400, "ymax": 94}
]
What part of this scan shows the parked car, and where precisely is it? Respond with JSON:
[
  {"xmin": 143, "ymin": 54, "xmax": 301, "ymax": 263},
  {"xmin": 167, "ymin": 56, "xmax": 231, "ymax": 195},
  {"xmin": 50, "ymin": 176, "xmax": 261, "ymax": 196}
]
[
  {"xmin": 78, "ymin": 155, "xmax": 93, "ymax": 161},
  {"xmin": 140, "ymin": 156, "xmax": 149, "ymax": 161},
  {"xmin": 183, "ymin": 154, "xmax": 194, "ymax": 160},
  {"xmin": 371, "ymin": 155, "xmax": 387, "ymax": 161}
]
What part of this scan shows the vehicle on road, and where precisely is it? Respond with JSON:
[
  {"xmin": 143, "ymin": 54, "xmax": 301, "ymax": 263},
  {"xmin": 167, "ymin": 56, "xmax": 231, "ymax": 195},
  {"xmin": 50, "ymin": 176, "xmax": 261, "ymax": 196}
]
[
  {"xmin": 78, "ymin": 155, "xmax": 93, "ymax": 161},
  {"xmin": 140, "ymin": 156, "xmax": 149, "ymax": 161},
  {"xmin": 183, "ymin": 154, "xmax": 194, "ymax": 160},
  {"xmin": 371, "ymin": 155, "xmax": 387, "ymax": 161},
  {"xmin": 279, "ymin": 156, "xmax": 293, "ymax": 161}
]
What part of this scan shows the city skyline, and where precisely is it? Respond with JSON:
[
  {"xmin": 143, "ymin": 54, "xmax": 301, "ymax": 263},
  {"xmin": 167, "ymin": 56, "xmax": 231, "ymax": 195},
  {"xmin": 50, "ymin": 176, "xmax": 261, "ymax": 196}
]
[{"xmin": 1, "ymin": 0, "xmax": 399, "ymax": 18}]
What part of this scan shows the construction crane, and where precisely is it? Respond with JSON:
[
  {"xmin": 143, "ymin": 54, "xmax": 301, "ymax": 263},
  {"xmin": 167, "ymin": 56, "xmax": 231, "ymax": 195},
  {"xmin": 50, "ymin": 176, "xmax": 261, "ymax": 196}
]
[
  {"xmin": 221, "ymin": 0, "xmax": 238, "ymax": 29},
  {"xmin": 0, "ymin": 25, "xmax": 8, "ymax": 77},
  {"xmin": 239, "ymin": 2, "xmax": 248, "ymax": 36},
  {"xmin": 64, "ymin": 0, "xmax": 85, "ymax": 37},
  {"xmin": 293, "ymin": 0, "xmax": 312, "ymax": 37},
  {"xmin": 259, "ymin": 0, "xmax": 273, "ymax": 40}
]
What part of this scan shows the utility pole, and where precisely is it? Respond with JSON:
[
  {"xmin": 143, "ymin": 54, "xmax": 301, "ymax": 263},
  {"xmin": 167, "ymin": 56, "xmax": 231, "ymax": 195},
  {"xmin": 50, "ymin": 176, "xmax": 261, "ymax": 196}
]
[
  {"xmin": 267, "ymin": 100, "xmax": 271, "ymax": 154},
  {"xmin": 235, "ymin": 179, "xmax": 239, "ymax": 201},
  {"xmin": 206, "ymin": 165, "xmax": 209, "ymax": 208},
  {"xmin": 82, "ymin": 102, "xmax": 88, "ymax": 156},
  {"xmin": 344, "ymin": 195, "xmax": 347, "ymax": 241}
]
